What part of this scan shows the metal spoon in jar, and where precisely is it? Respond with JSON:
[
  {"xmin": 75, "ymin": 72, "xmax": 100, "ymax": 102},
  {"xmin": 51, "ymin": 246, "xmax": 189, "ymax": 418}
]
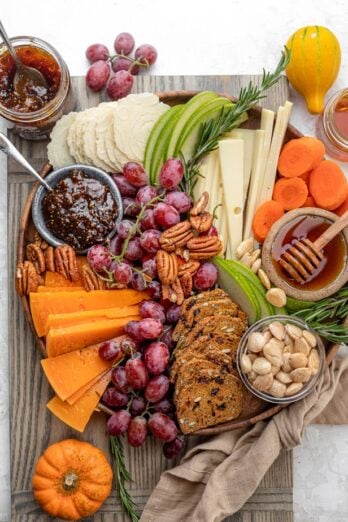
[
  {"xmin": 0, "ymin": 20, "xmax": 48, "ymax": 98},
  {"xmin": 0, "ymin": 133, "xmax": 52, "ymax": 191}
]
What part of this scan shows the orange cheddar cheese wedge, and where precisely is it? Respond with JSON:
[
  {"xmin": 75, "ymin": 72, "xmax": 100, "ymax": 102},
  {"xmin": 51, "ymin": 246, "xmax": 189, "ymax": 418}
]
[
  {"xmin": 30, "ymin": 289, "xmax": 147, "ymax": 337},
  {"xmin": 38, "ymin": 285, "xmax": 85, "ymax": 293},
  {"xmin": 66, "ymin": 368, "xmax": 111, "ymax": 405},
  {"xmin": 46, "ymin": 315, "xmax": 140, "ymax": 356},
  {"xmin": 47, "ymin": 370, "xmax": 111, "ymax": 432}
]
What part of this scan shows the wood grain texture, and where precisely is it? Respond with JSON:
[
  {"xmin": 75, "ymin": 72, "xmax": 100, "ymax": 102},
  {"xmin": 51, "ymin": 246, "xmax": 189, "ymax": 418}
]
[{"xmin": 9, "ymin": 75, "xmax": 292, "ymax": 521}]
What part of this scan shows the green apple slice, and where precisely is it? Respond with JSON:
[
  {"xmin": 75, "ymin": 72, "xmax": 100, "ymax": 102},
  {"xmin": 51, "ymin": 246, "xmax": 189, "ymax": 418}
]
[{"xmin": 285, "ymin": 296, "xmax": 314, "ymax": 314}]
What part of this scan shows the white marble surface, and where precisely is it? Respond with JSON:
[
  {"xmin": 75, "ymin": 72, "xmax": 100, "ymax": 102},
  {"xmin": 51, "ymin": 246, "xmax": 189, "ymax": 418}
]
[{"xmin": 2, "ymin": 1, "xmax": 348, "ymax": 520}]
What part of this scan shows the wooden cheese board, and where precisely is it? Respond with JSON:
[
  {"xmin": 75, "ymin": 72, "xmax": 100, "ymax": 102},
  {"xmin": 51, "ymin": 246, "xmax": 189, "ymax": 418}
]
[{"xmin": 10, "ymin": 73, "xmax": 303, "ymax": 520}]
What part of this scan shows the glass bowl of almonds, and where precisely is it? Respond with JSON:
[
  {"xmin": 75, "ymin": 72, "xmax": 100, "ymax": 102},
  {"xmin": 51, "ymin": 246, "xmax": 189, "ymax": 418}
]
[{"xmin": 236, "ymin": 315, "xmax": 325, "ymax": 404}]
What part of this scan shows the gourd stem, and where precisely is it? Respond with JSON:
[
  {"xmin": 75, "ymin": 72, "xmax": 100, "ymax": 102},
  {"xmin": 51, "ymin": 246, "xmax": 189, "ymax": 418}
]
[{"xmin": 63, "ymin": 471, "xmax": 78, "ymax": 490}]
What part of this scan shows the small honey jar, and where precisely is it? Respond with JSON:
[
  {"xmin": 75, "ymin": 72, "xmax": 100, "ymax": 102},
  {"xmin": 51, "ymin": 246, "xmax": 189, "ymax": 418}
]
[{"xmin": 315, "ymin": 88, "xmax": 348, "ymax": 162}]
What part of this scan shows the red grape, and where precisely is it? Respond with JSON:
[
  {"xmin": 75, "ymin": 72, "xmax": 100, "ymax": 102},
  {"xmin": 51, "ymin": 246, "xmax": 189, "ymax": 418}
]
[
  {"xmin": 138, "ymin": 318, "xmax": 163, "ymax": 339},
  {"xmin": 159, "ymin": 158, "xmax": 184, "ymax": 190},
  {"xmin": 125, "ymin": 356, "xmax": 149, "ymax": 389},
  {"xmin": 159, "ymin": 326, "xmax": 174, "ymax": 350},
  {"xmin": 145, "ymin": 375, "xmax": 170, "ymax": 402},
  {"xmin": 120, "ymin": 337, "xmax": 139, "ymax": 356},
  {"xmin": 117, "ymin": 219, "xmax": 135, "ymax": 239},
  {"xmin": 148, "ymin": 413, "xmax": 177, "ymax": 442},
  {"xmin": 163, "ymin": 437, "xmax": 185, "ymax": 459},
  {"xmin": 165, "ymin": 191, "xmax": 192, "ymax": 213},
  {"xmin": 166, "ymin": 304, "xmax": 181, "ymax": 324},
  {"xmin": 114, "ymin": 262, "xmax": 133, "ymax": 285},
  {"xmin": 140, "ymin": 208, "xmax": 157, "ymax": 230},
  {"xmin": 193, "ymin": 262, "xmax": 218, "ymax": 291},
  {"xmin": 87, "ymin": 245, "xmax": 112, "ymax": 272},
  {"xmin": 135, "ymin": 44, "xmax": 158, "ymax": 65},
  {"xmin": 127, "ymin": 416, "xmax": 147, "ymax": 447},
  {"xmin": 107, "ymin": 70, "xmax": 134, "ymax": 100},
  {"xmin": 153, "ymin": 203, "xmax": 180, "ymax": 228},
  {"xmin": 142, "ymin": 257, "xmax": 157, "ymax": 279},
  {"xmin": 111, "ymin": 57, "xmax": 140, "ymax": 75},
  {"xmin": 112, "ymin": 174, "xmax": 137, "ymax": 197},
  {"xmin": 124, "ymin": 238, "xmax": 143, "ymax": 261},
  {"xmin": 140, "ymin": 229, "xmax": 161, "ymax": 253},
  {"xmin": 86, "ymin": 60, "xmax": 110, "ymax": 91},
  {"xmin": 125, "ymin": 320, "xmax": 142, "ymax": 341},
  {"xmin": 153, "ymin": 398, "xmax": 174, "ymax": 415},
  {"xmin": 123, "ymin": 162, "xmax": 148, "ymax": 187},
  {"xmin": 107, "ymin": 410, "xmax": 131, "ymax": 435},
  {"xmin": 136, "ymin": 185, "xmax": 158, "ymax": 206},
  {"xmin": 123, "ymin": 197, "xmax": 141, "ymax": 217},
  {"xmin": 102, "ymin": 386, "xmax": 129, "ymax": 408},
  {"xmin": 145, "ymin": 341, "xmax": 169, "ymax": 375},
  {"xmin": 147, "ymin": 280, "xmax": 161, "ymax": 300},
  {"xmin": 140, "ymin": 301, "xmax": 166, "ymax": 324},
  {"xmin": 109, "ymin": 235, "xmax": 123, "ymax": 255},
  {"xmin": 131, "ymin": 272, "xmax": 147, "ymax": 291},
  {"xmin": 205, "ymin": 225, "xmax": 218, "ymax": 237},
  {"xmin": 98, "ymin": 340, "xmax": 123, "ymax": 362},
  {"xmin": 86, "ymin": 43, "xmax": 109, "ymax": 63},
  {"xmin": 114, "ymin": 32, "xmax": 135, "ymax": 55},
  {"xmin": 130, "ymin": 396, "xmax": 147, "ymax": 416},
  {"xmin": 111, "ymin": 366, "xmax": 132, "ymax": 393}
]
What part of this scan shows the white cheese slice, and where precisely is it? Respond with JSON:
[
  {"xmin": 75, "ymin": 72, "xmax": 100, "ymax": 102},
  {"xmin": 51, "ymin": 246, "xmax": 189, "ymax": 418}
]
[
  {"xmin": 258, "ymin": 101, "xmax": 293, "ymax": 204},
  {"xmin": 193, "ymin": 150, "xmax": 217, "ymax": 203},
  {"xmin": 218, "ymin": 139, "xmax": 244, "ymax": 259},
  {"xmin": 243, "ymin": 129, "xmax": 265, "ymax": 240},
  {"xmin": 225, "ymin": 129, "xmax": 255, "ymax": 201},
  {"xmin": 253, "ymin": 108, "xmax": 275, "ymax": 211}
]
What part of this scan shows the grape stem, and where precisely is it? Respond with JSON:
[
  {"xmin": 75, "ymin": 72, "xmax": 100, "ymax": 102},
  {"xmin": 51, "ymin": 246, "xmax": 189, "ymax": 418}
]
[{"xmin": 108, "ymin": 52, "xmax": 150, "ymax": 72}]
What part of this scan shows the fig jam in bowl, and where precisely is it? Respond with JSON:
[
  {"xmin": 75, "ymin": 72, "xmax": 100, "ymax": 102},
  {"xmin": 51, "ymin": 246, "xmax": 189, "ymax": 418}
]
[{"xmin": 32, "ymin": 165, "xmax": 123, "ymax": 254}]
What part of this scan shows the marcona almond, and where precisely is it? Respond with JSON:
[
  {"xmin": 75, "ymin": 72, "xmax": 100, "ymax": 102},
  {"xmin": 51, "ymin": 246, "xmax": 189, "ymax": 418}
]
[
  {"xmin": 290, "ymin": 367, "xmax": 312, "ymax": 383},
  {"xmin": 258, "ymin": 268, "xmax": 271, "ymax": 290},
  {"xmin": 252, "ymin": 357, "xmax": 272, "ymax": 375},
  {"xmin": 308, "ymin": 349, "xmax": 320, "ymax": 374},
  {"xmin": 285, "ymin": 323, "xmax": 302, "ymax": 340},
  {"xmin": 249, "ymin": 354, "xmax": 257, "ymax": 363},
  {"xmin": 240, "ymin": 252, "xmax": 253, "ymax": 268},
  {"xmin": 265, "ymin": 288, "xmax": 287, "ymax": 308},
  {"xmin": 247, "ymin": 332, "xmax": 266, "ymax": 353},
  {"xmin": 248, "ymin": 370, "xmax": 257, "ymax": 382},
  {"xmin": 263, "ymin": 330, "xmax": 272, "ymax": 343},
  {"xmin": 250, "ymin": 249, "xmax": 261, "ymax": 264},
  {"xmin": 251, "ymin": 258, "xmax": 262, "ymax": 273},
  {"xmin": 269, "ymin": 321, "xmax": 285, "ymax": 340},
  {"xmin": 302, "ymin": 329, "xmax": 317, "ymax": 348},
  {"xmin": 263, "ymin": 342, "xmax": 283, "ymax": 367},
  {"xmin": 276, "ymin": 370, "xmax": 293, "ymax": 384},
  {"xmin": 284, "ymin": 332, "xmax": 293, "ymax": 345},
  {"xmin": 294, "ymin": 336, "xmax": 311, "ymax": 356},
  {"xmin": 289, "ymin": 352, "xmax": 308, "ymax": 369},
  {"xmin": 282, "ymin": 353, "xmax": 292, "ymax": 373},
  {"xmin": 271, "ymin": 365, "xmax": 281, "ymax": 375},
  {"xmin": 253, "ymin": 373, "xmax": 273, "ymax": 392},
  {"xmin": 269, "ymin": 380, "xmax": 286, "ymax": 398},
  {"xmin": 283, "ymin": 343, "xmax": 294, "ymax": 354},
  {"xmin": 236, "ymin": 238, "xmax": 254, "ymax": 259},
  {"xmin": 285, "ymin": 382, "xmax": 304, "ymax": 396},
  {"xmin": 241, "ymin": 354, "xmax": 252, "ymax": 373}
]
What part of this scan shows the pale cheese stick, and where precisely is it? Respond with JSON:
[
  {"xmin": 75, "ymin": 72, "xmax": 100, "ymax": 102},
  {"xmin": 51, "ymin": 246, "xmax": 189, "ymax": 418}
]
[
  {"xmin": 243, "ymin": 129, "xmax": 265, "ymax": 240},
  {"xmin": 226, "ymin": 129, "xmax": 255, "ymax": 201},
  {"xmin": 253, "ymin": 108, "xmax": 275, "ymax": 211}
]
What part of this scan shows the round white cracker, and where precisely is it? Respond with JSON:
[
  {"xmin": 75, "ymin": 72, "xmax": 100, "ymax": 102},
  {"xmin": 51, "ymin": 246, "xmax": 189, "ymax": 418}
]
[
  {"xmin": 67, "ymin": 111, "xmax": 86, "ymax": 164},
  {"xmin": 47, "ymin": 112, "xmax": 77, "ymax": 169},
  {"xmin": 81, "ymin": 107, "xmax": 114, "ymax": 172},
  {"xmin": 95, "ymin": 106, "xmax": 120, "ymax": 172}
]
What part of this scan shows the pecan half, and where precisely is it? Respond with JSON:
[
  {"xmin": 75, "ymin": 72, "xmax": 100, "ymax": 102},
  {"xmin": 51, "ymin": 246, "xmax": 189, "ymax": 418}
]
[
  {"xmin": 15, "ymin": 261, "xmax": 38, "ymax": 296},
  {"xmin": 156, "ymin": 250, "xmax": 178, "ymax": 285},
  {"xmin": 190, "ymin": 192, "xmax": 209, "ymax": 216},
  {"xmin": 190, "ymin": 211, "xmax": 213, "ymax": 233},
  {"xmin": 180, "ymin": 272, "xmax": 193, "ymax": 298},
  {"xmin": 178, "ymin": 260, "xmax": 201, "ymax": 277},
  {"xmin": 26, "ymin": 243, "xmax": 46, "ymax": 274},
  {"xmin": 159, "ymin": 221, "xmax": 194, "ymax": 252},
  {"xmin": 45, "ymin": 246, "xmax": 55, "ymax": 273},
  {"xmin": 187, "ymin": 236, "xmax": 223, "ymax": 260},
  {"xmin": 54, "ymin": 245, "xmax": 79, "ymax": 282},
  {"xmin": 81, "ymin": 265, "xmax": 106, "ymax": 291},
  {"xmin": 171, "ymin": 277, "xmax": 184, "ymax": 305}
]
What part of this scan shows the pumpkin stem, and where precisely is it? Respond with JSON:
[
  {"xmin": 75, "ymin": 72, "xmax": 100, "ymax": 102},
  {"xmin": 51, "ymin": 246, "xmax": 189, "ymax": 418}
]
[{"xmin": 63, "ymin": 471, "xmax": 78, "ymax": 491}]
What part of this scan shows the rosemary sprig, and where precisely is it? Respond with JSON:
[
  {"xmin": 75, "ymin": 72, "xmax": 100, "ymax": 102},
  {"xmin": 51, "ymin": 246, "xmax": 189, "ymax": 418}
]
[
  {"xmin": 181, "ymin": 47, "xmax": 290, "ymax": 194},
  {"xmin": 109, "ymin": 436, "xmax": 140, "ymax": 522},
  {"xmin": 294, "ymin": 287, "xmax": 348, "ymax": 344}
]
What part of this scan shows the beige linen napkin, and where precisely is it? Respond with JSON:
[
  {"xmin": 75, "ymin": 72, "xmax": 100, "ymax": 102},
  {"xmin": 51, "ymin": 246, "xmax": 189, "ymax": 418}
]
[{"xmin": 141, "ymin": 356, "xmax": 348, "ymax": 522}]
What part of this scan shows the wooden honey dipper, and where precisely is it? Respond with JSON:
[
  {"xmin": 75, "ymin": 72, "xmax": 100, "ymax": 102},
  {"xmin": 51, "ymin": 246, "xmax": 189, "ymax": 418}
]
[{"xmin": 279, "ymin": 210, "xmax": 348, "ymax": 284}]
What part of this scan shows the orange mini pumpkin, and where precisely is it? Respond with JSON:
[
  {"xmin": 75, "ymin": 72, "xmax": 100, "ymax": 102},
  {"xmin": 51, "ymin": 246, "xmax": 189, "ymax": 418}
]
[{"xmin": 32, "ymin": 439, "xmax": 113, "ymax": 520}]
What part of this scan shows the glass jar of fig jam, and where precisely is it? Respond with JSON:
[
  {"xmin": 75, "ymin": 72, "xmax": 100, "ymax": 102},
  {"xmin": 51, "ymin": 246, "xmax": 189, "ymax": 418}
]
[
  {"xmin": 0, "ymin": 36, "xmax": 73, "ymax": 139},
  {"xmin": 315, "ymin": 88, "xmax": 348, "ymax": 162}
]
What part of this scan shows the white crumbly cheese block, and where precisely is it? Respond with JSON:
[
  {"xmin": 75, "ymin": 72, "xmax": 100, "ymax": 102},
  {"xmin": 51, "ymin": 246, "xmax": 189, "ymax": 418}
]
[
  {"xmin": 258, "ymin": 101, "xmax": 293, "ymax": 204},
  {"xmin": 47, "ymin": 112, "xmax": 77, "ymax": 169},
  {"xmin": 243, "ymin": 129, "xmax": 266, "ymax": 240},
  {"xmin": 225, "ymin": 129, "xmax": 255, "ymax": 201},
  {"xmin": 218, "ymin": 139, "xmax": 244, "ymax": 259},
  {"xmin": 113, "ymin": 93, "xmax": 169, "ymax": 164}
]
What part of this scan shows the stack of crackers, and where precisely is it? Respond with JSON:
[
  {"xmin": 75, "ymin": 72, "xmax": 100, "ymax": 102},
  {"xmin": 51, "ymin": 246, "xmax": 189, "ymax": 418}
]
[{"xmin": 171, "ymin": 289, "xmax": 248, "ymax": 434}]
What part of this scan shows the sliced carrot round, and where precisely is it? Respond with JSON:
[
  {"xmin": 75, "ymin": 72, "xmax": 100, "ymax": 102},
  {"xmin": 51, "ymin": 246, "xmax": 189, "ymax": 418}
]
[
  {"xmin": 273, "ymin": 177, "xmax": 308, "ymax": 210},
  {"xmin": 252, "ymin": 200, "xmax": 285, "ymax": 243},
  {"xmin": 278, "ymin": 136, "xmax": 325, "ymax": 178},
  {"xmin": 309, "ymin": 160, "xmax": 348, "ymax": 210},
  {"xmin": 334, "ymin": 194, "xmax": 348, "ymax": 216},
  {"xmin": 301, "ymin": 195, "xmax": 317, "ymax": 208}
]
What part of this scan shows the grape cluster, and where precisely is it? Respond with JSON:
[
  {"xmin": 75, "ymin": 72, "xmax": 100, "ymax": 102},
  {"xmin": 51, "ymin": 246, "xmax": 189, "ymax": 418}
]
[
  {"xmin": 85, "ymin": 32, "xmax": 158, "ymax": 100},
  {"xmin": 99, "ymin": 302, "xmax": 184, "ymax": 458}
]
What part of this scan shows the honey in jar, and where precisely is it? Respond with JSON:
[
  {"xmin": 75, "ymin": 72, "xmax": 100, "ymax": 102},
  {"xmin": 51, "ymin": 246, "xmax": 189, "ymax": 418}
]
[{"xmin": 316, "ymin": 88, "xmax": 348, "ymax": 161}]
